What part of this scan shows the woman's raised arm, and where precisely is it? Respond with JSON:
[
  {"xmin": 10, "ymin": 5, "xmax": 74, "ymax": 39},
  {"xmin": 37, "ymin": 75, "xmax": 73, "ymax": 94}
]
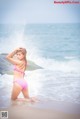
[{"xmin": 6, "ymin": 48, "xmax": 22, "ymax": 65}]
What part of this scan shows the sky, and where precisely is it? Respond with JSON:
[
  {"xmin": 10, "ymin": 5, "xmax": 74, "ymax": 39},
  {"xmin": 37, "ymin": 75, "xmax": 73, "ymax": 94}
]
[{"xmin": 0, "ymin": 0, "xmax": 80, "ymax": 24}]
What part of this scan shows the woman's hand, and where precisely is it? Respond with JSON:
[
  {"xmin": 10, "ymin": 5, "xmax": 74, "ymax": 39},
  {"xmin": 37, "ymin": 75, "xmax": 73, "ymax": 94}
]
[
  {"xmin": 14, "ymin": 47, "xmax": 23, "ymax": 53},
  {"xmin": 6, "ymin": 47, "xmax": 23, "ymax": 65}
]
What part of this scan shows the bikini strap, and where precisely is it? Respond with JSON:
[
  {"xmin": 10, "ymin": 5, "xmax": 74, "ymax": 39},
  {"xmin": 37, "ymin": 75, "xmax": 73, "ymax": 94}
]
[{"xmin": 14, "ymin": 66, "xmax": 25, "ymax": 75}]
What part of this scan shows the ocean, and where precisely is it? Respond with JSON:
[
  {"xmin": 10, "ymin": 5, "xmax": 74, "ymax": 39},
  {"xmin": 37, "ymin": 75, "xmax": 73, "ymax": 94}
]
[{"xmin": 0, "ymin": 23, "xmax": 80, "ymax": 108}]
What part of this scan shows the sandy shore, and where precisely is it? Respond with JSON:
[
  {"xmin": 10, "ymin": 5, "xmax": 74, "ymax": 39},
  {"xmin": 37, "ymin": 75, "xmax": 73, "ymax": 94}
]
[{"xmin": 0, "ymin": 100, "xmax": 80, "ymax": 119}]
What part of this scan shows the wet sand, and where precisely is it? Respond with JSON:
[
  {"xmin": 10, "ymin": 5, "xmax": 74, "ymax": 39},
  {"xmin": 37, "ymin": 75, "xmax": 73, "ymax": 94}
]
[{"xmin": 0, "ymin": 100, "xmax": 80, "ymax": 119}]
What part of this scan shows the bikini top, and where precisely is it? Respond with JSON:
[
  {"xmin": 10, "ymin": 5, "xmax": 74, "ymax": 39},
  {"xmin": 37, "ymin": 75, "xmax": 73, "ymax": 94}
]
[{"xmin": 14, "ymin": 66, "xmax": 25, "ymax": 75}]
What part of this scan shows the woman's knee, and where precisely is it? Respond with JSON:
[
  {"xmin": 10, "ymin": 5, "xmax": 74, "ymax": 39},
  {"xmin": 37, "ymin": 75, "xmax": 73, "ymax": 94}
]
[{"xmin": 11, "ymin": 96, "xmax": 17, "ymax": 100}]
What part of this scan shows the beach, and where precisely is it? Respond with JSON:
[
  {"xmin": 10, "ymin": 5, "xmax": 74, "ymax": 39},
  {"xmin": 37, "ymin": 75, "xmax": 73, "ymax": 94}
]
[
  {"xmin": 0, "ymin": 23, "xmax": 80, "ymax": 119},
  {"xmin": 1, "ymin": 100, "xmax": 80, "ymax": 119}
]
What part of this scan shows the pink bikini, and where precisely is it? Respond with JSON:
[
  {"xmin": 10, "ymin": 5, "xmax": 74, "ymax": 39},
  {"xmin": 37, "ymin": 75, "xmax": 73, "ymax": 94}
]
[
  {"xmin": 13, "ymin": 66, "xmax": 28, "ymax": 90},
  {"xmin": 14, "ymin": 66, "xmax": 25, "ymax": 75}
]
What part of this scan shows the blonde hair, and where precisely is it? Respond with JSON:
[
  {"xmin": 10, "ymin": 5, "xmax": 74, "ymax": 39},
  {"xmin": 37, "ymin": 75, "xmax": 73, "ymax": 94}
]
[{"xmin": 17, "ymin": 48, "xmax": 27, "ymax": 70}]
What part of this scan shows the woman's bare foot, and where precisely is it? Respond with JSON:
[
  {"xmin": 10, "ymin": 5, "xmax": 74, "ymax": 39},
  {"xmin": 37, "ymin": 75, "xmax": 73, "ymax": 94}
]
[
  {"xmin": 15, "ymin": 97, "xmax": 39, "ymax": 103},
  {"xmin": 15, "ymin": 98, "xmax": 30, "ymax": 102},
  {"xmin": 30, "ymin": 97, "xmax": 39, "ymax": 103}
]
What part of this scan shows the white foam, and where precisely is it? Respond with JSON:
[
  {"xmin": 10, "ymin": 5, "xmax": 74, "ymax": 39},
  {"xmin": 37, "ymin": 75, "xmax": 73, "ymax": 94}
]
[
  {"xmin": 0, "ymin": 27, "xmax": 26, "ymax": 53},
  {"xmin": 64, "ymin": 56, "xmax": 76, "ymax": 60},
  {"xmin": 29, "ymin": 56, "xmax": 80, "ymax": 73},
  {"xmin": 0, "ymin": 64, "xmax": 80, "ymax": 104}
]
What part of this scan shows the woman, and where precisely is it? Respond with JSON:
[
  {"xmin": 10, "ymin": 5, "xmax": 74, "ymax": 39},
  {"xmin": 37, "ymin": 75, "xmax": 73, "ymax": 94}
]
[{"xmin": 6, "ymin": 47, "xmax": 35, "ymax": 102}]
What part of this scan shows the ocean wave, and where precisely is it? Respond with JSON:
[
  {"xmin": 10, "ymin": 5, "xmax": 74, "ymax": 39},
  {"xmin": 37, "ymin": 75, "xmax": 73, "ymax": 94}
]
[
  {"xmin": 31, "ymin": 56, "xmax": 80, "ymax": 73},
  {"xmin": 0, "ymin": 53, "xmax": 42, "ymax": 75},
  {"xmin": 1, "ymin": 52, "xmax": 80, "ymax": 75}
]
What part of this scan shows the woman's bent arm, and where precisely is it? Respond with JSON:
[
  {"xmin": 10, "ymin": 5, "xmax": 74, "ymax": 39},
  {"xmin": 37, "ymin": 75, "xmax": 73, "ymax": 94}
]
[{"xmin": 6, "ymin": 50, "xmax": 22, "ymax": 65}]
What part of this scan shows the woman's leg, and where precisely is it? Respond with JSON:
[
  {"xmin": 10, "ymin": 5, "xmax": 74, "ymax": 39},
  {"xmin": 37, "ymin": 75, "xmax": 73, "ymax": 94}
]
[
  {"xmin": 22, "ymin": 88, "xmax": 38, "ymax": 102},
  {"xmin": 11, "ymin": 83, "xmax": 22, "ymax": 100},
  {"xmin": 22, "ymin": 87, "xmax": 30, "ymax": 99}
]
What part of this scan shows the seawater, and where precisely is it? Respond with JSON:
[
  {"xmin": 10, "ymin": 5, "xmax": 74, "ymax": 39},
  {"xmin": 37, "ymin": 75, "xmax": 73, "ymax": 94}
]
[{"xmin": 0, "ymin": 23, "xmax": 80, "ymax": 107}]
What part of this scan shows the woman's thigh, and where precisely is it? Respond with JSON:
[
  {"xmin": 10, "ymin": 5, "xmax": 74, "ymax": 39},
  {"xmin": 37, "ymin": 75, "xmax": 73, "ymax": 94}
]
[
  {"xmin": 22, "ymin": 87, "xmax": 30, "ymax": 99},
  {"xmin": 11, "ymin": 83, "xmax": 22, "ymax": 100}
]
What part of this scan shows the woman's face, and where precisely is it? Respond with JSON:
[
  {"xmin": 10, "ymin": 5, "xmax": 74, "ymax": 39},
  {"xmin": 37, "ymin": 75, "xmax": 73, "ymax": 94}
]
[{"xmin": 16, "ymin": 51, "xmax": 24, "ymax": 60}]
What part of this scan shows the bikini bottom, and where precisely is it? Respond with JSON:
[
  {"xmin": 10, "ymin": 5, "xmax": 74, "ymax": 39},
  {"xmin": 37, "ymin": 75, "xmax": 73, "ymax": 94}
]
[{"xmin": 13, "ymin": 79, "xmax": 28, "ymax": 90}]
